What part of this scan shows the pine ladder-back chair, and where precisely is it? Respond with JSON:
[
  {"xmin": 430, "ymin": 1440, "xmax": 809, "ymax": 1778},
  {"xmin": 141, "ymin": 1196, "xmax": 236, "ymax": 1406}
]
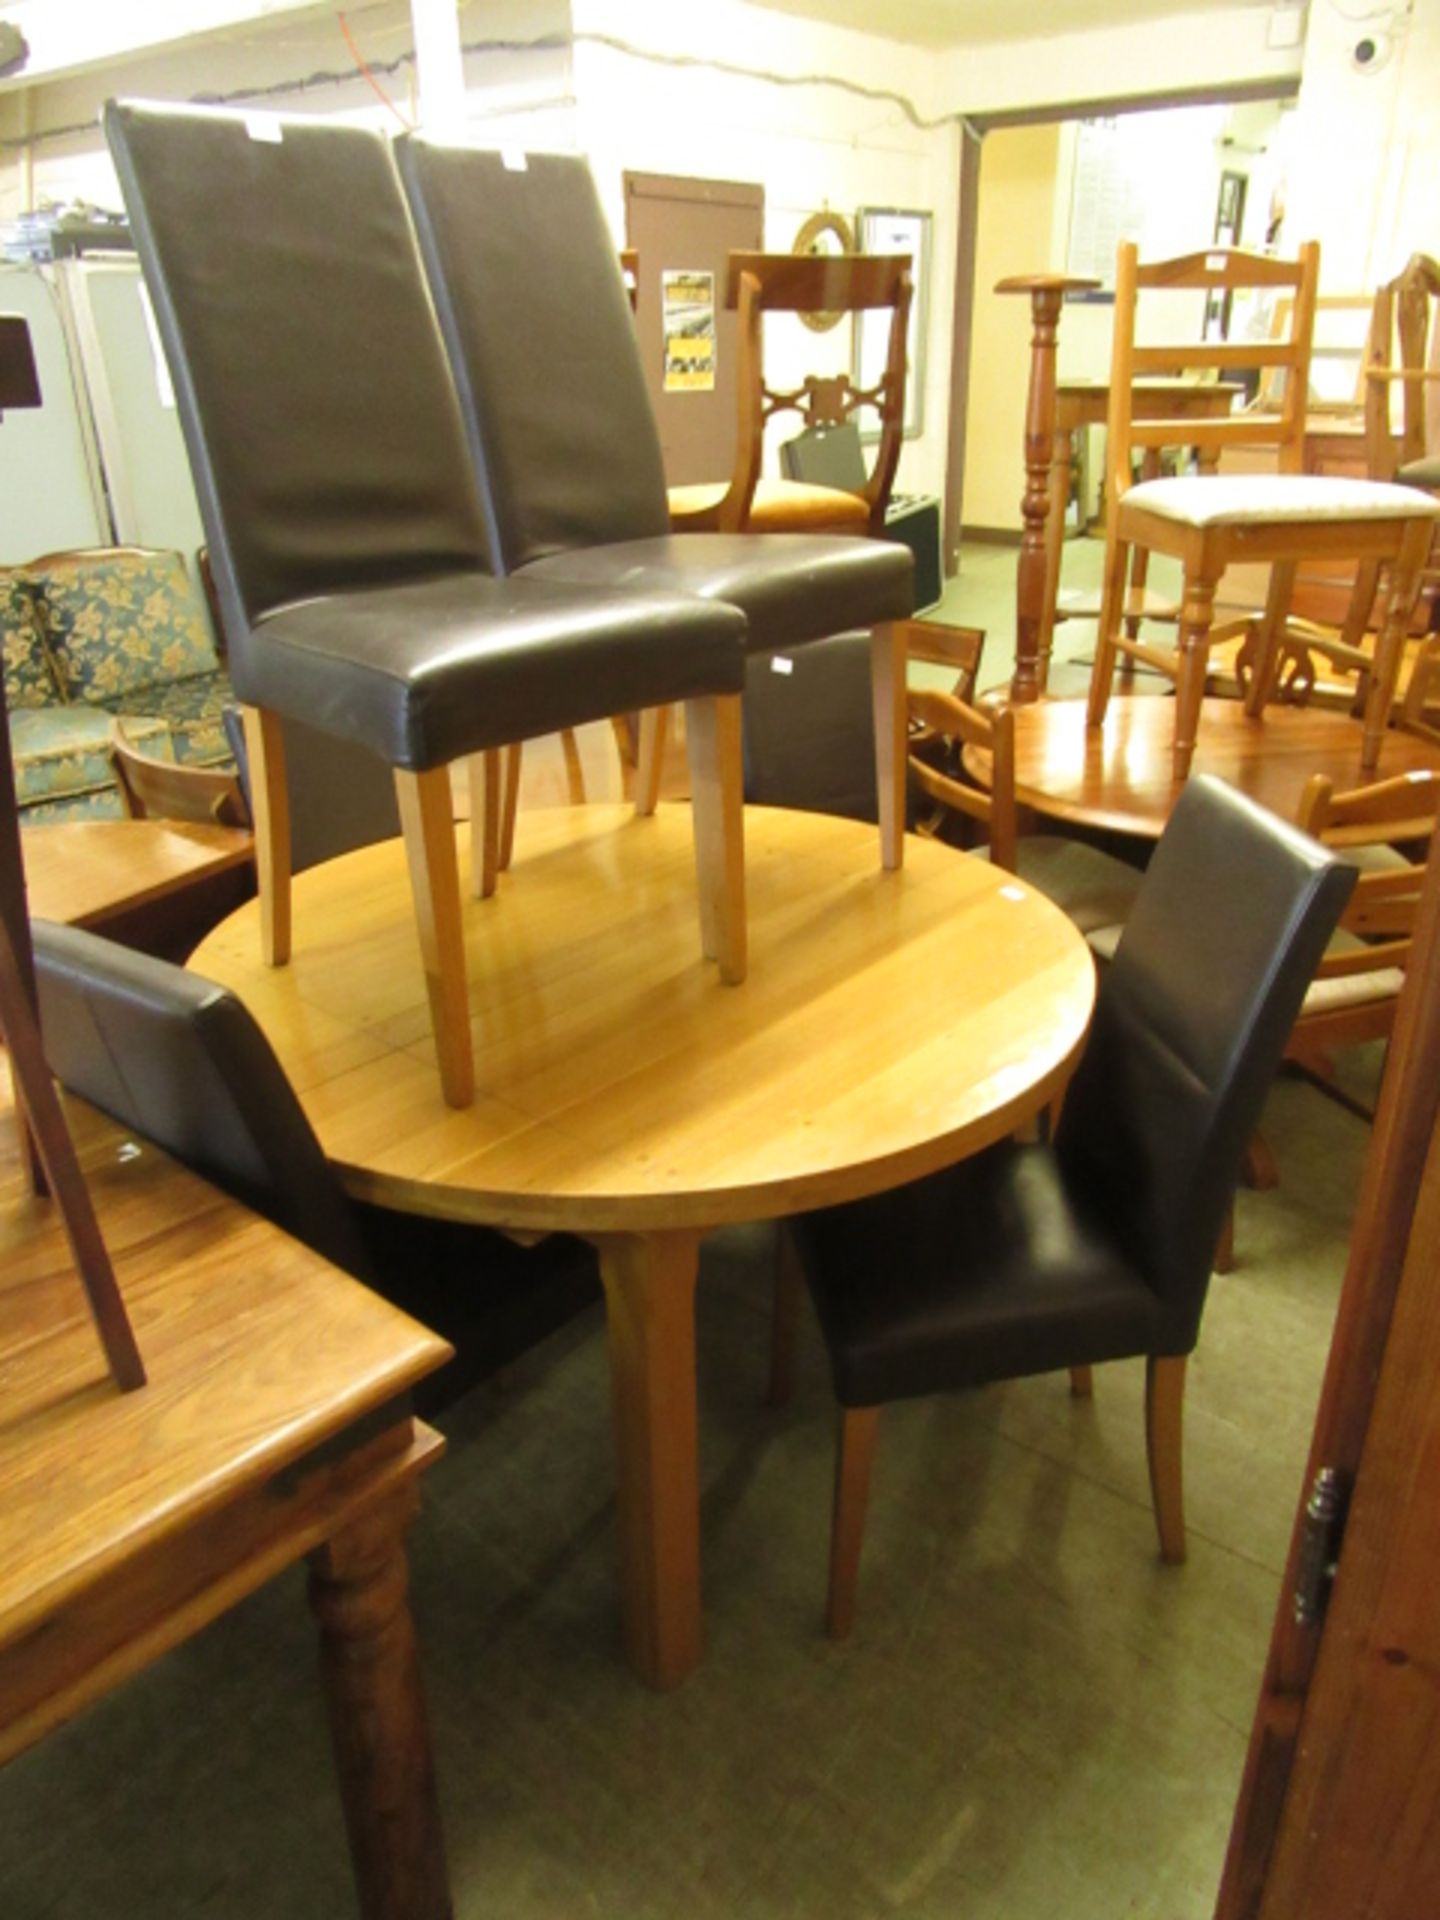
[
  {"xmin": 1286, "ymin": 764, "xmax": 1440, "ymax": 1076},
  {"xmin": 1086, "ymin": 242, "xmax": 1440, "ymax": 781},
  {"xmin": 667, "ymin": 250, "xmax": 913, "ymax": 539}
]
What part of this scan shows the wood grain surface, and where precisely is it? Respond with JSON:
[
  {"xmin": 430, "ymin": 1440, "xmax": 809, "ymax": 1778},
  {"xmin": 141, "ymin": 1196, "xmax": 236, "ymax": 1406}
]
[
  {"xmin": 189, "ymin": 803, "xmax": 1096, "ymax": 1235},
  {"xmin": 968, "ymin": 696, "xmax": 1440, "ymax": 841}
]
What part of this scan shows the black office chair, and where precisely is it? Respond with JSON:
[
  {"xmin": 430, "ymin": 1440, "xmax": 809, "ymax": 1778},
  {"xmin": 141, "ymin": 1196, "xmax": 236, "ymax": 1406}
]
[
  {"xmin": 774, "ymin": 776, "xmax": 1355, "ymax": 1636},
  {"xmin": 32, "ymin": 920, "xmax": 599, "ymax": 1416},
  {"xmin": 106, "ymin": 101, "xmax": 748, "ymax": 1110},
  {"xmin": 392, "ymin": 138, "xmax": 916, "ymax": 865}
]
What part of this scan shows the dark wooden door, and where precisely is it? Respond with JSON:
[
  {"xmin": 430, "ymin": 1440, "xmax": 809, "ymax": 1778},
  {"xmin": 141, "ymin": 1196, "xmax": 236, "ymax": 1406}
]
[
  {"xmin": 1216, "ymin": 843, "xmax": 1440, "ymax": 1915},
  {"xmin": 624, "ymin": 171, "xmax": 763, "ymax": 486}
]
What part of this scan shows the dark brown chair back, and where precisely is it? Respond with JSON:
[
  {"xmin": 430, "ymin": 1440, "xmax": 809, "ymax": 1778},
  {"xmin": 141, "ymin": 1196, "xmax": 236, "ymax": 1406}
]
[
  {"xmin": 395, "ymin": 138, "xmax": 671, "ymax": 572},
  {"xmin": 105, "ymin": 101, "xmax": 490, "ymax": 649}
]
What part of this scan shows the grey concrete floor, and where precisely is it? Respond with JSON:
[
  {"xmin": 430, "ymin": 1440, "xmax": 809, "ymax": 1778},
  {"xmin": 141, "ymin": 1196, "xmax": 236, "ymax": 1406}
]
[{"xmin": 1, "ymin": 540, "xmax": 1370, "ymax": 1917}]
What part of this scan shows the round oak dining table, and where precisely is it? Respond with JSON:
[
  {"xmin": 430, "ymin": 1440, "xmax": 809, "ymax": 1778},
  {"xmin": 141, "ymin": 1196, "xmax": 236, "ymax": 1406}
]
[
  {"xmin": 191, "ymin": 802, "xmax": 1095, "ymax": 1689},
  {"xmin": 966, "ymin": 694, "xmax": 1440, "ymax": 841}
]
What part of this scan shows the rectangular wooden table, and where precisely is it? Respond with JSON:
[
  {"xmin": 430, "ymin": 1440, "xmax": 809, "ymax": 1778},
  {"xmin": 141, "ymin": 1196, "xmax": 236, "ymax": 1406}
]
[
  {"xmin": 0, "ymin": 1083, "xmax": 455, "ymax": 1920},
  {"xmin": 21, "ymin": 817, "xmax": 255, "ymax": 956}
]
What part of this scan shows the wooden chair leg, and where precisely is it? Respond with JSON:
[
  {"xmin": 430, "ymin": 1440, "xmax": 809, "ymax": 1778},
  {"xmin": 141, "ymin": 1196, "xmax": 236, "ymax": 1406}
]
[
  {"xmin": 1243, "ymin": 1130, "xmax": 1279, "ymax": 1191},
  {"xmin": 395, "ymin": 767, "xmax": 474, "ymax": 1109},
  {"xmin": 466, "ymin": 752, "xmax": 501, "ymax": 899},
  {"xmin": 635, "ymin": 705, "xmax": 670, "ymax": 817},
  {"xmin": 768, "ymin": 1230, "xmax": 805, "ymax": 1409},
  {"xmin": 869, "ymin": 622, "xmax": 908, "ymax": 872},
  {"xmin": 1069, "ymin": 1365, "xmax": 1094, "ymax": 1399},
  {"xmin": 828, "ymin": 1405, "xmax": 881, "ymax": 1640},
  {"xmin": 498, "ymin": 742, "xmax": 523, "ymax": 872},
  {"xmin": 1172, "ymin": 568, "xmax": 1220, "ymax": 782},
  {"xmin": 682, "ymin": 693, "xmax": 746, "ymax": 984},
  {"xmin": 241, "ymin": 704, "xmax": 292, "ymax": 966},
  {"xmin": 1086, "ymin": 532, "xmax": 1133, "ymax": 730},
  {"xmin": 560, "ymin": 727, "xmax": 587, "ymax": 806},
  {"xmin": 1214, "ymin": 1203, "xmax": 1236, "ymax": 1276},
  {"xmin": 1145, "ymin": 1353, "xmax": 1187, "ymax": 1564},
  {"xmin": 1242, "ymin": 560, "xmax": 1298, "ymax": 719},
  {"xmin": 1363, "ymin": 518, "xmax": 1434, "ymax": 769}
]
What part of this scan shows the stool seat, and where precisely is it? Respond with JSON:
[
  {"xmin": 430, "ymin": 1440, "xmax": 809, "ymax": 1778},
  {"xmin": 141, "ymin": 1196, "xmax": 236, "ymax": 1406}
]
[{"xmin": 1121, "ymin": 472, "xmax": 1440, "ymax": 529}]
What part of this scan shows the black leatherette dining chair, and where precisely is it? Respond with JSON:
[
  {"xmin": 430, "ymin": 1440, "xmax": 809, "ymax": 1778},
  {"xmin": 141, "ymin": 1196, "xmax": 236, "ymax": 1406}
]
[
  {"xmin": 105, "ymin": 100, "xmax": 749, "ymax": 1109},
  {"xmin": 33, "ymin": 920, "xmax": 599, "ymax": 1415},
  {"xmin": 775, "ymin": 776, "xmax": 1355, "ymax": 1637},
  {"xmin": 393, "ymin": 137, "xmax": 915, "ymax": 866}
]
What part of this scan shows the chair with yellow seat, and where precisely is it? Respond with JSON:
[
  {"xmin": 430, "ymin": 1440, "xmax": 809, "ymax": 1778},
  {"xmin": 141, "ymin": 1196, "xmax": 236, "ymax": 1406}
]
[
  {"xmin": 667, "ymin": 250, "xmax": 913, "ymax": 539},
  {"xmin": 1086, "ymin": 242, "xmax": 1440, "ymax": 781}
]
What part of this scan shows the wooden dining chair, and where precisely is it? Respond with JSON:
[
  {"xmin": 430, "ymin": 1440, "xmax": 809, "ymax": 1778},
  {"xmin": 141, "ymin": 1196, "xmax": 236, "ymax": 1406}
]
[
  {"xmin": 903, "ymin": 683, "xmax": 1145, "ymax": 932},
  {"xmin": 1286, "ymin": 765, "xmax": 1440, "ymax": 1078},
  {"xmin": 667, "ymin": 250, "xmax": 913, "ymax": 539},
  {"xmin": 773, "ymin": 777, "xmax": 1355, "ymax": 1637},
  {"xmin": 108, "ymin": 102, "xmax": 748, "ymax": 1108},
  {"xmin": 1086, "ymin": 242, "xmax": 1440, "ymax": 780},
  {"xmin": 108, "ymin": 721, "xmax": 250, "ymax": 829}
]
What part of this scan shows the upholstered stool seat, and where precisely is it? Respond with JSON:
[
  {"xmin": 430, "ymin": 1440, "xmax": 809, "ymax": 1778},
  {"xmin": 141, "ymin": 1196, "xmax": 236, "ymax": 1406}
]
[
  {"xmin": 667, "ymin": 477, "xmax": 869, "ymax": 535},
  {"xmin": 1121, "ymin": 472, "xmax": 1440, "ymax": 529}
]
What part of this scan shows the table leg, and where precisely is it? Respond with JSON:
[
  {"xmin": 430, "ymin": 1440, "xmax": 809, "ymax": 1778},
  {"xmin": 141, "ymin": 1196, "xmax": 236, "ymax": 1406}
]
[
  {"xmin": 595, "ymin": 1227, "xmax": 703, "ymax": 1690},
  {"xmin": 308, "ymin": 1483, "xmax": 452, "ymax": 1920}
]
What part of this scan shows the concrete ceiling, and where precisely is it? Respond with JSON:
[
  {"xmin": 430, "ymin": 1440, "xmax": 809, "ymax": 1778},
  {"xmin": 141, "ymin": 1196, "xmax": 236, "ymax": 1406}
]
[{"xmin": 751, "ymin": 0, "xmax": 1276, "ymax": 51}]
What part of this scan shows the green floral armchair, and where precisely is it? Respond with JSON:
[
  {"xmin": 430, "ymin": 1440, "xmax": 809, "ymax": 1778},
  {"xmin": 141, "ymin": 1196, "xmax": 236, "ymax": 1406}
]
[{"xmin": 2, "ymin": 546, "xmax": 235, "ymax": 823}]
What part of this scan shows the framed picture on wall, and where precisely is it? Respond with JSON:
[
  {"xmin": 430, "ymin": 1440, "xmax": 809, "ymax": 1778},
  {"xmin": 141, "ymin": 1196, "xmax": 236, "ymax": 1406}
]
[{"xmin": 854, "ymin": 206, "xmax": 929, "ymax": 439}]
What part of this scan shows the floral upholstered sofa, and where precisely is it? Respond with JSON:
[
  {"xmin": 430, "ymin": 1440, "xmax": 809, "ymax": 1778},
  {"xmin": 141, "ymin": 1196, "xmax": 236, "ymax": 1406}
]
[{"xmin": 3, "ymin": 546, "xmax": 235, "ymax": 823}]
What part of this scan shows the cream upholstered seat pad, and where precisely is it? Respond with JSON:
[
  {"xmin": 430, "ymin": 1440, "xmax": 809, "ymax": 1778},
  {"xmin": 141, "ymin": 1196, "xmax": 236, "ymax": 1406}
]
[{"xmin": 1121, "ymin": 473, "xmax": 1440, "ymax": 529}]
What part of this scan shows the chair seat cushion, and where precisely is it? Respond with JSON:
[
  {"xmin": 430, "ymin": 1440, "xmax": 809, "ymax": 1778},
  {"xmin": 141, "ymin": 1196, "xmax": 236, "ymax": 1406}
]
[
  {"xmin": 1398, "ymin": 455, "xmax": 1440, "ymax": 490},
  {"xmin": 792, "ymin": 1143, "xmax": 1165, "ymax": 1408},
  {"xmin": 519, "ymin": 532, "xmax": 913, "ymax": 655},
  {"xmin": 669, "ymin": 478, "xmax": 870, "ymax": 535},
  {"xmin": 1301, "ymin": 928, "xmax": 1404, "ymax": 1016},
  {"xmin": 1121, "ymin": 473, "xmax": 1440, "ymax": 530},
  {"xmin": 239, "ymin": 569, "xmax": 747, "ymax": 770}
]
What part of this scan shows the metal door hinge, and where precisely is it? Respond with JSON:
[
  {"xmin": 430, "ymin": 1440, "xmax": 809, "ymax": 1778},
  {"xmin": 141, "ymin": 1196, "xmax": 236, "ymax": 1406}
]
[{"xmin": 1294, "ymin": 1466, "xmax": 1348, "ymax": 1628}]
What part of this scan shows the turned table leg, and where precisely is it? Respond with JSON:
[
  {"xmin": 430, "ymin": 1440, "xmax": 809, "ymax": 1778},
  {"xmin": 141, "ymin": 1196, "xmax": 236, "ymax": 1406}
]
[{"xmin": 308, "ymin": 1485, "xmax": 452, "ymax": 1920}]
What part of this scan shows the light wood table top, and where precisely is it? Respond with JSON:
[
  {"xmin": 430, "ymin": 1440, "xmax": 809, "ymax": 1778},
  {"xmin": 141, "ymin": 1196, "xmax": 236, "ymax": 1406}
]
[
  {"xmin": 21, "ymin": 817, "xmax": 253, "ymax": 933},
  {"xmin": 0, "ymin": 1086, "xmax": 453, "ymax": 1917},
  {"xmin": 191, "ymin": 802, "xmax": 1096, "ymax": 1688},
  {"xmin": 191, "ymin": 804, "xmax": 1095, "ymax": 1231},
  {"xmin": 971, "ymin": 695, "xmax": 1440, "ymax": 841}
]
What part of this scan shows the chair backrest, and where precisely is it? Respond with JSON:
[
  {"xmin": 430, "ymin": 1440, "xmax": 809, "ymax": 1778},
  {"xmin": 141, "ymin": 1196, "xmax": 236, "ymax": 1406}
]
[
  {"xmin": 724, "ymin": 251, "xmax": 912, "ymax": 535},
  {"xmin": 740, "ymin": 634, "xmax": 880, "ymax": 824},
  {"xmin": 1055, "ymin": 775, "xmax": 1354, "ymax": 1350},
  {"xmin": 104, "ymin": 101, "xmax": 490, "ymax": 649},
  {"xmin": 1364, "ymin": 252, "xmax": 1440, "ymax": 482},
  {"xmin": 394, "ymin": 137, "xmax": 672, "ymax": 573},
  {"xmin": 109, "ymin": 721, "xmax": 250, "ymax": 829},
  {"xmin": 1105, "ymin": 241, "xmax": 1321, "ymax": 511},
  {"xmin": 32, "ymin": 919, "xmax": 372, "ymax": 1278},
  {"xmin": 1297, "ymin": 767, "xmax": 1440, "ymax": 983},
  {"xmin": 905, "ymin": 686, "xmax": 1017, "ymax": 868}
]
